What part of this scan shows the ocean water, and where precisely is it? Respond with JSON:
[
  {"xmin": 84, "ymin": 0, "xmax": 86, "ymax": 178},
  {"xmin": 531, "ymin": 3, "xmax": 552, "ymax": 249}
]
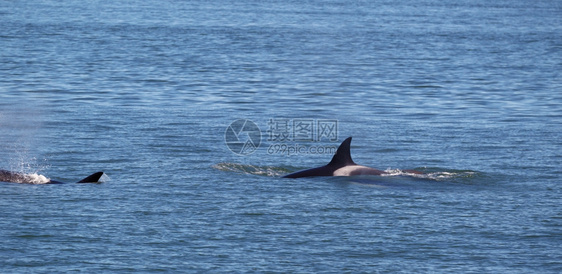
[{"xmin": 1, "ymin": 0, "xmax": 561, "ymax": 272}]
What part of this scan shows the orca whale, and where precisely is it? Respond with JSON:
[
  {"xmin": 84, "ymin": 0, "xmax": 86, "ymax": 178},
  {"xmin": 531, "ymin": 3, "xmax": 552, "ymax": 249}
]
[
  {"xmin": 0, "ymin": 169, "xmax": 104, "ymax": 184},
  {"xmin": 283, "ymin": 137, "xmax": 422, "ymax": 178}
]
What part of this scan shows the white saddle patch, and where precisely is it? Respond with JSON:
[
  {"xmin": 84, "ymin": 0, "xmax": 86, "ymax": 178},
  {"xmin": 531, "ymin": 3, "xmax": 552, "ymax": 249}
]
[{"xmin": 333, "ymin": 165, "xmax": 386, "ymax": 176}]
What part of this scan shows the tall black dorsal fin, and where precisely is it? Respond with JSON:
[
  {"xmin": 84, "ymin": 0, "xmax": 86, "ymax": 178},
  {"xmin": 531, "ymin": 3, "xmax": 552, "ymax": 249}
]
[{"xmin": 327, "ymin": 137, "xmax": 356, "ymax": 167}]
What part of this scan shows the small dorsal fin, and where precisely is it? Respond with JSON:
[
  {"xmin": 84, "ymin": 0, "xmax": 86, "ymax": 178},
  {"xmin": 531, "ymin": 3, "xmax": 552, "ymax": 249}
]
[
  {"xmin": 76, "ymin": 172, "xmax": 104, "ymax": 183},
  {"xmin": 327, "ymin": 137, "xmax": 356, "ymax": 167}
]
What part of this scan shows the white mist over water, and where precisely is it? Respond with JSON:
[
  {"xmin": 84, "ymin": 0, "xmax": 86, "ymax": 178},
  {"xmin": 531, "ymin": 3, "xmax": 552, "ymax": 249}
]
[{"xmin": 0, "ymin": 108, "xmax": 50, "ymax": 175}]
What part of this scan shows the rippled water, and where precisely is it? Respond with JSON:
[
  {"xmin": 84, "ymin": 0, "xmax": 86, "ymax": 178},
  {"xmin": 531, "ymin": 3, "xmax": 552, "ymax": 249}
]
[{"xmin": 1, "ymin": 0, "xmax": 561, "ymax": 272}]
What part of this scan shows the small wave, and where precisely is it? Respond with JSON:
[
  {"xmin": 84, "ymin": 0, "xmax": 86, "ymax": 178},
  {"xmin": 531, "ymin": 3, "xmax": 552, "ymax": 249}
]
[
  {"xmin": 99, "ymin": 173, "xmax": 110, "ymax": 183},
  {"xmin": 213, "ymin": 162, "xmax": 286, "ymax": 177},
  {"xmin": 426, "ymin": 171, "xmax": 477, "ymax": 180},
  {"xmin": 379, "ymin": 168, "xmax": 478, "ymax": 181},
  {"xmin": 410, "ymin": 168, "xmax": 478, "ymax": 182},
  {"xmin": 381, "ymin": 168, "xmax": 421, "ymax": 177}
]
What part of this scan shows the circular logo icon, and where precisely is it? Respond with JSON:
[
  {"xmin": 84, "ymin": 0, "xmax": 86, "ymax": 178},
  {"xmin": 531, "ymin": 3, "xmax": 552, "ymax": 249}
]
[{"xmin": 225, "ymin": 119, "xmax": 261, "ymax": 155}]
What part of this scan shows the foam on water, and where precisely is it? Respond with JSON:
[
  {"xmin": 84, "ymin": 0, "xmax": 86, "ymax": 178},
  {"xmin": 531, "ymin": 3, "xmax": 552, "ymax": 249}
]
[
  {"xmin": 22, "ymin": 173, "xmax": 50, "ymax": 184},
  {"xmin": 382, "ymin": 168, "xmax": 477, "ymax": 180}
]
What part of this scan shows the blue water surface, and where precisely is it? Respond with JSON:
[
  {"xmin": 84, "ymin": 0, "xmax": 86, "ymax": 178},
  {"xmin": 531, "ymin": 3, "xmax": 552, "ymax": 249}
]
[{"xmin": 1, "ymin": 0, "xmax": 561, "ymax": 272}]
